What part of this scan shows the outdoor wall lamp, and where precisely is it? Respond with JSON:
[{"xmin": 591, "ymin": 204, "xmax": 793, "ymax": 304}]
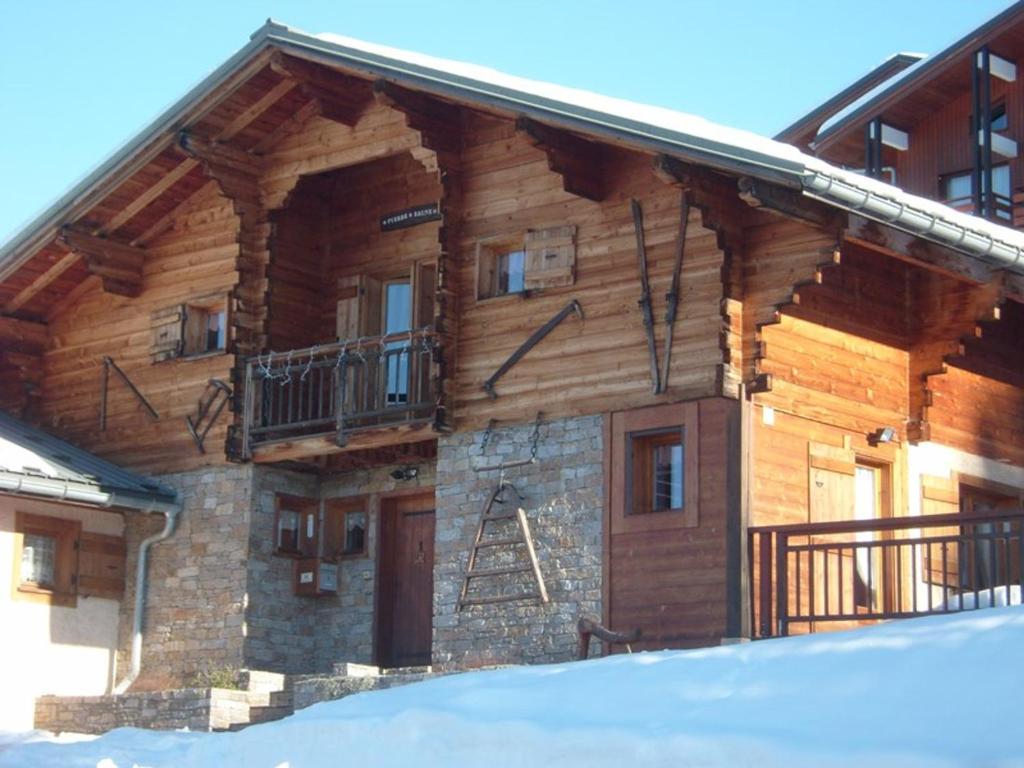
[
  {"xmin": 390, "ymin": 465, "xmax": 419, "ymax": 481},
  {"xmin": 867, "ymin": 426, "xmax": 897, "ymax": 446}
]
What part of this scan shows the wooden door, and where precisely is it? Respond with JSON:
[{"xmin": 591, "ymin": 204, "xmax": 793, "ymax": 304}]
[{"xmin": 377, "ymin": 491, "xmax": 436, "ymax": 668}]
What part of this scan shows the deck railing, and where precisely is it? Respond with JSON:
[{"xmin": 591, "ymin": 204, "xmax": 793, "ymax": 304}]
[
  {"xmin": 749, "ymin": 509, "xmax": 1024, "ymax": 638},
  {"xmin": 240, "ymin": 328, "xmax": 438, "ymax": 457},
  {"xmin": 941, "ymin": 192, "xmax": 1015, "ymax": 224}
]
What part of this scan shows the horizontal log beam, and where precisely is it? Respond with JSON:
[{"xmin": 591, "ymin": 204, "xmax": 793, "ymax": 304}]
[
  {"xmin": 737, "ymin": 176, "xmax": 844, "ymax": 229},
  {"xmin": 251, "ymin": 421, "xmax": 437, "ymax": 463},
  {"xmin": 516, "ymin": 117, "xmax": 605, "ymax": 201},
  {"xmin": 60, "ymin": 228, "xmax": 145, "ymax": 297},
  {"xmin": 0, "ymin": 316, "xmax": 47, "ymax": 354},
  {"xmin": 845, "ymin": 214, "xmax": 994, "ymax": 284}
]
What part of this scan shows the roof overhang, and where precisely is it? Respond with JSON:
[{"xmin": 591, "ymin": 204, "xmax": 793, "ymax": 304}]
[
  {"xmin": 0, "ymin": 412, "xmax": 180, "ymax": 515},
  {"xmin": 2, "ymin": 19, "xmax": 1024, "ymax": 295}
]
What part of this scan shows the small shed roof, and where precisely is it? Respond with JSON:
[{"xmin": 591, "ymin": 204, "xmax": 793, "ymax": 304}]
[{"xmin": 0, "ymin": 410, "xmax": 179, "ymax": 513}]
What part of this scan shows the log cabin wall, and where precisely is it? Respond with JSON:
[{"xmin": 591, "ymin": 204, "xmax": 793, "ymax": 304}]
[
  {"xmin": 37, "ymin": 192, "xmax": 240, "ymax": 474},
  {"xmin": 747, "ymin": 241, "xmax": 914, "ymax": 530},
  {"xmin": 922, "ymin": 299, "xmax": 1024, "ymax": 466},
  {"xmin": 266, "ymin": 175, "xmax": 330, "ymax": 351},
  {"xmin": 323, "ymin": 153, "xmax": 442, "ymax": 331},
  {"xmin": 266, "ymin": 151, "xmax": 443, "ymax": 351},
  {"xmin": 453, "ymin": 113, "xmax": 729, "ymax": 430}
]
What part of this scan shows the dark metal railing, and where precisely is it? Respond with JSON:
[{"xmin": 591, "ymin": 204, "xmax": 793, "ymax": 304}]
[
  {"xmin": 941, "ymin": 192, "xmax": 1014, "ymax": 223},
  {"xmin": 749, "ymin": 509, "xmax": 1024, "ymax": 638},
  {"xmin": 240, "ymin": 328, "xmax": 438, "ymax": 456}
]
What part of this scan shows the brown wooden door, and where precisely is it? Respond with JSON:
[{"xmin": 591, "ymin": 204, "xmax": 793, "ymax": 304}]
[{"xmin": 377, "ymin": 491, "xmax": 435, "ymax": 668}]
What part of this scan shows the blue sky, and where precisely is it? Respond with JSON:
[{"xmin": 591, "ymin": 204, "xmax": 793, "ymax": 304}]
[{"xmin": 0, "ymin": 0, "xmax": 1015, "ymax": 244}]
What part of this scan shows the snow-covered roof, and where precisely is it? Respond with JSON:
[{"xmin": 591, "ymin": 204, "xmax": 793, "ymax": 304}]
[
  {"xmin": 1, "ymin": 21, "xmax": 1023, "ymax": 281},
  {"xmin": 0, "ymin": 410, "xmax": 178, "ymax": 513},
  {"xmin": 815, "ymin": 54, "xmax": 931, "ymax": 139}
]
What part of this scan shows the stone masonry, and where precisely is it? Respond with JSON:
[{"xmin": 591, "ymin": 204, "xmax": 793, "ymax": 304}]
[
  {"xmin": 433, "ymin": 414, "xmax": 604, "ymax": 668},
  {"xmin": 118, "ymin": 465, "xmax": 254, "ymax": 688},
  {"xmin": 244, "ymin": 463, "xmax": 436, "ymax": 674}
]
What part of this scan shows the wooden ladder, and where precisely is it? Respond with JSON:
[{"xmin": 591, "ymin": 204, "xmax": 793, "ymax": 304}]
[{"xmin": 457, "ymin": 482, "xmax": 549, "ymax": 610}]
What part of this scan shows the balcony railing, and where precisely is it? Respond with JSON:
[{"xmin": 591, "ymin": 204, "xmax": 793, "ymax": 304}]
[
  {"xmin": 749, "ymin": 508, "xmax": 1024, "ymax": 638},
  {"xmin": 240, "ymin": 328, "xmax": 438, "ymax": 458},
  {"xmin": 941, "ymin": 192, "xmax": 1016, "ymax": 225}
]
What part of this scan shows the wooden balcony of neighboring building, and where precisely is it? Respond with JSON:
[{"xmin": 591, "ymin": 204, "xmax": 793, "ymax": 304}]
[
  {"xmin": 749, "ymin": 507, "xmax": 1024, "ymax": 638},
  {"xmin": 240, "ymin": 328, "xmax": 441, "ymax": 463}
]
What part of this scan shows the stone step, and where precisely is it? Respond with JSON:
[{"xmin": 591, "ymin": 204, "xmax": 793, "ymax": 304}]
[{"xmin": 239, "ymin": 669, "xmax": 289, "ymax": 694}]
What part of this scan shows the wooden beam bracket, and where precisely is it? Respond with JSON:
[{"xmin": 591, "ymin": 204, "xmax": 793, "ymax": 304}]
[
  {"xmin": 737, "ymin": 176, "xmax": 844, "ymax": 229},
  {"xmin": 60, "ymin": 227, "xmax": 145, "ymax": 298},
  {"xmin": 516, "ymin": 117, "xmax": 605, "ymax": 201},
  {"xmin": 373, "ymin": 79, "xmax": 462, "ymax": 154}
]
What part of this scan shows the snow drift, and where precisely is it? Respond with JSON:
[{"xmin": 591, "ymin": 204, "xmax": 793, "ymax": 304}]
[{"xmin": 3, "ymin": 606, "xmax": 1024, "ymax": 767}]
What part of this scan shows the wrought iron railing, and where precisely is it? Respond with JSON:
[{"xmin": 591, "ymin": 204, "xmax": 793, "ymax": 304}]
[
  {"xmin": 749, "ymin": 509, "xmax": 1024, "ymax": 638},
  {"xmin": 240, "ymin": 328, "xmax": 438, "ymax": 456}
]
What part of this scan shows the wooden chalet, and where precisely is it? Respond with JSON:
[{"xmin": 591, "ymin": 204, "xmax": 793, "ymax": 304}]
[{"xmin": 1, "ymin": 11, "xmax": 1023, "ymax": 728}]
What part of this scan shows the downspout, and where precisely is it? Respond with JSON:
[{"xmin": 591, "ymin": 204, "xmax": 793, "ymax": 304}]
[{"xmin": 114, "ymin": 499, "xmax": 182, "ymax": 694}]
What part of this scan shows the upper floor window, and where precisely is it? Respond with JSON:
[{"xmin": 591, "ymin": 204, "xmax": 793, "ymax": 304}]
[
  {"xmin": 939, "ymin": 164, "xmax": 1011, "ymax": 220},
  {"xmin": 969, "ymin": 102, "xmax": 1008, "ymax": 134},
  {"xmin": 476, "ymin": 226, "xmax": 577, "ymax": 300}
]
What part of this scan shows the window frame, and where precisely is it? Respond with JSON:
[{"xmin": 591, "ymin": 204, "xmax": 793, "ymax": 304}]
[
  {"xmin": 273, "ymin": 494, "xmax": 319, "ymax": 558},
  {"xmin": 182, "ymin": 297, "xmax": 229, "ymax": 358},
  {"xmin": 610, "ymin": 402, "xmax": 700, "ymax": 534},
  {"xmin": 12, "ymin": 512, "xmax": 81, "ymax": 607},
  {"xmin": 476, "ymin": 233, "xmax": 529, "ymax": 301},
  {"xmin": 323, "ymin": 496, "xmax": 370, "ymax": 560}
]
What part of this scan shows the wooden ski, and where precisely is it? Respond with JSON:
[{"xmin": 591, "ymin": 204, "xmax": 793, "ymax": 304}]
[
  {"xmin": 631, "ymin": 199, "xmax": 660, "ymax": 394},
  {"xmin": 659, "ymin": 195, "xmax": 690, "ymax": 393}
]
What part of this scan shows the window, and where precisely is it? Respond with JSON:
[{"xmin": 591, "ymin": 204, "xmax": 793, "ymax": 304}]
[
  {"xmin": 629, "ymin": 429, "xmax": 685, "ymax": 515},
  {"xmin": 968, "ymin": 102, "xmax": 1008, "ymax": 134},
  {"xmin": 274, "ymin": 495, "xmax": 318, "ymax": 557},
  {"xmin": 939, "ymin": 165, "xmax": 1011, "ymax": 220},
  {"xmin": 13, "ymin": 513, "xmax": 80, "ymax": 607},
  {"xmin": 476, "ymin": 226, "xmax": 576, "ymax": 300},
  {"xmin": 610, "ymin": 403, "xmax": 700, "ymax": 534},
  {"xmin": 382, "ymin": 279, "xmax": 412, "ymax": 404},
  {"xmin": 183, "ymin": 302, "xmax": 227, "ymax": 356},
  {"xmin": 323, "ymin": 497, "xmax": 369, "ymax": 559},
  {"xmin": 151, "ymin": 294, "xmax": 229, "ymax": 362}
]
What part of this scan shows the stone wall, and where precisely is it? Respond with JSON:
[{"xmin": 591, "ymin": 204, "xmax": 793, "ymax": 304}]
[
  {"xmin": 243, "ymin": 467, "xmax": 319, "ymax": 674},
  {"xmin": 433, "ymin": 415, "xmax": 604, "ymax": 668},
  {"xmin": 118, "ymin": 465, "xmax": 253, "ymax": 687},
  {"xmin": 244, "ymin": 462, "xmax": 437, "ymax": 674},
  {"xmin": 35, "ymin": 688, "xmax": 251, "ymax": 734}
]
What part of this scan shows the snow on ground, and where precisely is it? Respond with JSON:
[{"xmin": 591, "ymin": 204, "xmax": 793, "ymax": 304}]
[{"xmin": 3, "ymin": 607, "xmax": 1024, "ymax": 768}]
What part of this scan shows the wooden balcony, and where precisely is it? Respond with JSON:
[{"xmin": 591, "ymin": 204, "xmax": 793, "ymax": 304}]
[
  {"xmin": 240, "ymin": 328, "xmax": 440, "ymax": 463},
  {"xmin": 749, "ymin": 508, "xmax": 1024, "ymax": 638}
]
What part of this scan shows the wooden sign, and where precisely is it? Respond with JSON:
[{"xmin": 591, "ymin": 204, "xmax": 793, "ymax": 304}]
[{"xmin": 380, "ymin": 203, "xmax": 442, "ymax": 232}]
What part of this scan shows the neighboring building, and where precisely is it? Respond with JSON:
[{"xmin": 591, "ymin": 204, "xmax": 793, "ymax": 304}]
[
  {"xmin": 0, "ymin": 412, "xmax": 179, "ymax": 729},
  {"xmin": 0, "ymin": 13, "xmax": 1022, "ymax": 730},
  {"xmin": 779, "ymin": 1, "xmax": 1024, "ymax": 225}
]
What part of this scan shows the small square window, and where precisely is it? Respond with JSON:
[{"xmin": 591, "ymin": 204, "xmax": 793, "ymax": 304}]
[
  {"xmin": 629, "ymin": 429, "xmax": 686, "ymax": 515},
  {"xmin": 13, "ymin": 513, "xmax": 80, "ymax": 606},
  {"xmin": 184, "ymin": 304, "xmax": 227, "ymax": 356},
  {"xmin": 323, "ymin": 498, "xmax": 370, "ymax": 559},
  {"xmin": 274, "ymin": 495, "xmax": 318, "ymax": 557},
  {"xmin": 21, "ymin": 533, "xmax": 57, "ymax": 587},
  {"xmin": 477, "ymin": 235, "xmax": 527, "ymax": 300},
  {"xmin": 343, "ymin": 511, "xmax": 367, "ymax": 556}
]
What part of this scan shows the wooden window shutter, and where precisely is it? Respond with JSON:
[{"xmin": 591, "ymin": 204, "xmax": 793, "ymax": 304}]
[
  {"xmin": 336, "ymin": 275, "xmax": 383, "ymax": 340},
  {"xmin": 921, "ymin": 474, "xmax": 961, "ymax": 588},
  {"xmin": 151, "ymin": 304, "xmax": 185, "ymax": 362},
  {"xmin": 77, "ymin": 532, "xmax": 126, "ymax": 600},
  {"xmin": 807, "ymin": 442, "xmax": 857, "ymax": 525},
  {"xmin": 523, "ymin": 225, "xmax": 576, "ymax": 290}
]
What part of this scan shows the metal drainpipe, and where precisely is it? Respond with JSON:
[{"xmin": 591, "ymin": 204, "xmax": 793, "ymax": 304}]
[{"xmin": 114, "ymin": 503, "xmax": 181, "ymax": 694}]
